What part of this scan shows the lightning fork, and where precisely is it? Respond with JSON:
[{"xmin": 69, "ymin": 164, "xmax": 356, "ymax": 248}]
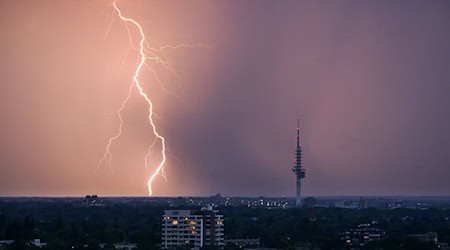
[
  {"xmin": 98, "ymin": 1, "xmax": 208, "ymax": 195},
  {"xmin": 96, "ymin": 1, "xmax": 166, "ymax": 195},
  {"xmin": 112, "ymin": 1, "xmax": 168, "ymax": 196}
]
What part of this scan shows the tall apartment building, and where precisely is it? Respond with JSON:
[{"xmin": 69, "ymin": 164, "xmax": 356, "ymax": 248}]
[{"xmin": 162, "ymin": 207, "xmax": 224, "ymax": 250}]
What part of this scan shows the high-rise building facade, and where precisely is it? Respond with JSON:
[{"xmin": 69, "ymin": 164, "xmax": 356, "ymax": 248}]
[{"xmin": 162, "ymin": 207, "xmax": 224, "ymax": 249}]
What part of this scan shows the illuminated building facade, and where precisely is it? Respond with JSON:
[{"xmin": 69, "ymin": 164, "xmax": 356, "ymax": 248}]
[{"xmin": 162, "ymin": 207, "xmax": 224, "ymax": 249}]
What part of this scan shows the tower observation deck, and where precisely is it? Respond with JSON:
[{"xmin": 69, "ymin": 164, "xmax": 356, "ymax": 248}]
[{"xmin": 292, "ymin": 119, "xmax": 305, "ymax": 206}]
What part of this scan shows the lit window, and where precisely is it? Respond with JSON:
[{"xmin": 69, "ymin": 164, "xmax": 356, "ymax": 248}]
[{"xmin": 172, "ymin": 220, "xmax": 179, "ymax": 225}]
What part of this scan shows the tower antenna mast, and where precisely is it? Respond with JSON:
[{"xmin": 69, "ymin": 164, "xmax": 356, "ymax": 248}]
[{"xmin": 292, "ymin": 118, "xmax": 306, "ymax": 206}]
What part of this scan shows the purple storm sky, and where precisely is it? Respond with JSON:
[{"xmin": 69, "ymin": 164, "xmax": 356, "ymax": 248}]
[{"xmin": 0, "ymin": 0, "xmax": 449, "ymax": 196}]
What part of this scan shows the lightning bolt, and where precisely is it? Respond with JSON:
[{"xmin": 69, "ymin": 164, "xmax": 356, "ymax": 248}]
[
  {"xmin": 115, "ymin": 1, "xmax": 166, "ymax": 196},
  {"xmin": 96, "ymin": 1, "xmax": 166, "ymax": 196},
  {"xmin": 97, "ymin": 1, "xmax": 208, "ymax": 196}
]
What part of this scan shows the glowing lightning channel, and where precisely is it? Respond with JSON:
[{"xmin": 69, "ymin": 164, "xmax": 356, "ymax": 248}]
[
  {"xmin": 114, "ymin": 1, "xmax": 167, "ymax": 196},
  {"xmin": 98, "ymin": 1, "xmax": 209, "ymax": 196},
  {"xmin": 95, "ymin": 81, "xmax": 133, "ymax": 174},
  {"xmin": 99, "ymin": 1, "xmax": 167, "ymax": 196}
]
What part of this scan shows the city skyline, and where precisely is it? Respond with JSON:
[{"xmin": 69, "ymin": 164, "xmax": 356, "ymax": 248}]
[{"xmin": 1, "ymin": 0, "xmax": 450, "ymax": 197}]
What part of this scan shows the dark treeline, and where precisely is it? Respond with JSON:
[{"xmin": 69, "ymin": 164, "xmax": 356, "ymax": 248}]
[
  {"xmin": 0, "ymin": 201, "xmax": 449, "ymax": 249},
  {"xmin": 0, "ymin": 202, "xmax": 163, "ymax": 249},
  {"xmin": 221, "ymin": 206, "xmax": 450, "ymax": 249}
]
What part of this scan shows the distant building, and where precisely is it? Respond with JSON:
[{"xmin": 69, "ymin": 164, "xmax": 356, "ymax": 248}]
[
  {"xmin": 99, "ymin": 242, "xmax": 137, "ymax": 249},
  {"xmin": 84, "ymin": 195, "xmax": 103, "ymax": 207},
  {"xmin": 391, "ymin": 200, "xmax": 404, "ymax": 209},
  {"xmin": 224, "ymin": 238, "xmax": 260, "ymax": 248},
  {"xmin": 29, "ymin": 239, "xmax": 47, "ymax": 248},
  {"xmin": 171, "ymin": 197, "xmax": 187, "ymax": 207},
  {"xmin": 408, "ymin": 232, "xmax": 438, "ymax": 245},
  {"xmin": 113, "ymin": 242, "xmax": 137, "ymax": 250},
  {"xmin": 439, "ymin": 242, "xmax": 450, "ymax": 250},
  {"xmin": 341, "ymin": 222, "xmax": 386, "ymax": 247},
  {"xmin": 244, "ymin": 248, "xmax": 283, "ymax": 250},
  {"xmin": 162, "ymin": 206, "xmax": 224, "ymax": 250},
  {"xmin": 209, "ymin": 193, "xmax": 224, "ymax": 206},
  {"xmin": 303, "ymin": 197, "xmax": 317, "ymax": 208},
  {"xmin": 0, "ymin": 239, "xmax": 47, "ymax": 249},
  {"xmin": 358, "ymin": 197, "xmax": 369, "ymax": 209},
  {"xmin": 0, "ymin": 240, "xmax": 14, "ymax": 249}
]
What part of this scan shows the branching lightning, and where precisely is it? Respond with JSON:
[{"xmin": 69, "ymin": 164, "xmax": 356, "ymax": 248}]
[{"xmin": 96, "ymin": 1, "xmax": 207, "ymax": 196}]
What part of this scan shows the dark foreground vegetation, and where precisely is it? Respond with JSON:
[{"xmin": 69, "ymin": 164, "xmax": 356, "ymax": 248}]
[{"xmin": 0, "ymin": 201, "xmax": 449, "ymax": 249}]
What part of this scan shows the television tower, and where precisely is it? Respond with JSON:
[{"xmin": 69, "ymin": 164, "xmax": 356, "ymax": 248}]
[{"xmin": 292, "ymin": 119, "xmax": 305, "ymax": 206}]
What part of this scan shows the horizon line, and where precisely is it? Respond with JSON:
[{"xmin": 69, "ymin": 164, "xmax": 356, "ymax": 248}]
[{"xmin": 1, "ymin": 195, "xmax": 450, "ymax": 198}]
